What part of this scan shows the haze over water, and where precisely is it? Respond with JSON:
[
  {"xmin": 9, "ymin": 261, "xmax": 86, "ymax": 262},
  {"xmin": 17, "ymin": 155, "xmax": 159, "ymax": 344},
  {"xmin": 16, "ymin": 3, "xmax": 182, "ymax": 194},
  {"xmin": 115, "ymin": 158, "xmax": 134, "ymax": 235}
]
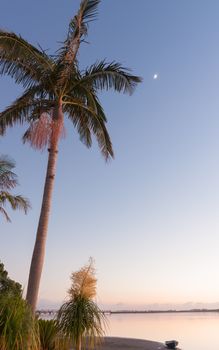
[{"xmin": 107, "ymin": 312, "xmax": 219, "ymax": 350}]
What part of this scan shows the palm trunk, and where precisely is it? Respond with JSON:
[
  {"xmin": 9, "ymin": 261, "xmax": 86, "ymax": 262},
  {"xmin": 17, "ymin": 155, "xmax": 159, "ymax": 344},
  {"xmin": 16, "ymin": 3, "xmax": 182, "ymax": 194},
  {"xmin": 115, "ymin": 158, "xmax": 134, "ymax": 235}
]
[{"xmin": 26, "ymin": 103, "xmax": 63, "ymax": 312}]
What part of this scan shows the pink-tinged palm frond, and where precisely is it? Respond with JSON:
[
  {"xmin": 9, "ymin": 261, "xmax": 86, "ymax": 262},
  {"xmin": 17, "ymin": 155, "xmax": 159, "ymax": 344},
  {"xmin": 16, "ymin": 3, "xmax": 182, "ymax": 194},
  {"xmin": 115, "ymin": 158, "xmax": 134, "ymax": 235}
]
[{"xmin": 23, "ymin": 113, "xmax": 65, "ymax": 150}]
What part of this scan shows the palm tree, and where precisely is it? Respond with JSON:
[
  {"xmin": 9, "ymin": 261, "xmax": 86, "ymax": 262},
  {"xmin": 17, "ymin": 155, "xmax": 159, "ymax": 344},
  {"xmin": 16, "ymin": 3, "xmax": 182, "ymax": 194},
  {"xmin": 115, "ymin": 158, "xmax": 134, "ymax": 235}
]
[
  {"xmin": 58, "ymin": 259, "xmax": 106, "ymax": 350},
  {"xmin": 0, "ymin": 0, "xmax": 142, "ymax": 312},
  {"xmin": 0, "ymin": 155, "xmax": 30, "ymax": 222}
]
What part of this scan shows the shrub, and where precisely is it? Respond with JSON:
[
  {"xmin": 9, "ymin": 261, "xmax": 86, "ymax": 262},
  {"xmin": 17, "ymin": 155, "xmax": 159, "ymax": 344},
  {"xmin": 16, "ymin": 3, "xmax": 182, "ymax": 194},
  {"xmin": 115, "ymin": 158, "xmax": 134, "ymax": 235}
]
[
  {"xmin": 0, "ymin": 294, "xmax": 39, "ymax": 350},
  {"xmin": 38, "ymin": 319, "xmax": 70, "ymax": 350}
]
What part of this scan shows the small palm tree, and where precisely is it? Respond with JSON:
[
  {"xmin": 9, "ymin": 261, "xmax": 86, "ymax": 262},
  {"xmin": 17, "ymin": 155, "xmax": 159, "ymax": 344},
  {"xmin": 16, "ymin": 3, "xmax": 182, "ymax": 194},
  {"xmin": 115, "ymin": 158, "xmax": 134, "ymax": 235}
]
[
  {"xmin": 0, "ymin": 0, "xmax": 141, "ymax": 311},
  {"xmin": 0, "ymin": 155, "xmax": 30, "ymax": 221},
  {"xmin": 58, "ymin": 259, "xmax": 106, "ymax": 350}
]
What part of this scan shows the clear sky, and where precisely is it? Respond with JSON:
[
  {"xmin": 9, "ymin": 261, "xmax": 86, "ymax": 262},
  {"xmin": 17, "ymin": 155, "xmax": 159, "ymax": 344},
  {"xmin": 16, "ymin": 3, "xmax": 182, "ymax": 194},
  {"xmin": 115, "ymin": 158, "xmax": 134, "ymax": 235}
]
[{"xmin": 1, "ymin": 0, "xmax": 219, "ymax": 310}]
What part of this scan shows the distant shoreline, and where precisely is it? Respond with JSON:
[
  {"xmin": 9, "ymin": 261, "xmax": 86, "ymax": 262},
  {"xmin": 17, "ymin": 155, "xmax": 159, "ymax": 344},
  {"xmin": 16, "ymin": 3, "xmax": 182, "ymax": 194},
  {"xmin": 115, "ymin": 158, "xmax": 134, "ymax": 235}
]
[
  {"xmin": 37, "ymin": 308, "xmax": 219, "ymax": 316},
  {"xmin": 106, "ymin": 308, "xmax": 219, "ymax": 314}
]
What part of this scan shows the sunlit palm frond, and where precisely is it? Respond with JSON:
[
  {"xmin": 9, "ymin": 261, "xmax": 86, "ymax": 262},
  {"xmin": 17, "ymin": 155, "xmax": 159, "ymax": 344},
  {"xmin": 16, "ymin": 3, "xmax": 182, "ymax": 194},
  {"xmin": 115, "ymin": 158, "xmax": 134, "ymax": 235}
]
[
  {"xmin": 0, "ymin": 30, "xmax": 54, "ymax": 88},
  {"xmin": 23, "ymin": 112, "xmax": 65, "ymax": 150}
]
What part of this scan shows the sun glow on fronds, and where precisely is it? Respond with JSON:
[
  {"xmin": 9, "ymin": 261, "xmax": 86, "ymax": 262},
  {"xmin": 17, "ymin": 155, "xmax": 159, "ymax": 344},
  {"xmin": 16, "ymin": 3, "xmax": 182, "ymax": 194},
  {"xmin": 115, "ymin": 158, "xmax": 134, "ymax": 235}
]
[
  {"xmin": 23, "ymin": 113, "xmax": 65, "ymax": 150},
  {"xmin": 68, "ymin": 258, "xmax": 97, "ymax": 300}
]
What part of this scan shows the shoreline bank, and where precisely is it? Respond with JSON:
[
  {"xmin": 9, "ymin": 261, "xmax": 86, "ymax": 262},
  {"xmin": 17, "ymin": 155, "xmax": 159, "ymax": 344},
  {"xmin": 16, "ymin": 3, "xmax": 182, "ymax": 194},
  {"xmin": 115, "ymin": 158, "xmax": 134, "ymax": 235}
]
[{"xmin": 96, "ymin": 337, "xmax": 166, "ymax": 350}]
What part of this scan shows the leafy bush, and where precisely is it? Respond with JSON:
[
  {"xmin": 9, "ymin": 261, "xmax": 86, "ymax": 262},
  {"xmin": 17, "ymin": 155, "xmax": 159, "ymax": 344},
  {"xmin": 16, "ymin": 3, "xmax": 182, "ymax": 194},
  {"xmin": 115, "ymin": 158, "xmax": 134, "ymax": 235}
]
[
  {"xmin": 38, "ymin": 319, "xmax": 70, "ymax": 350},
  {"xmin": 0, "ymin": 261, "xmax": 22, "ymax": 297},
  {"xmin": 0, "ymin": 294, "xmax": 39, "ymax": 350}
]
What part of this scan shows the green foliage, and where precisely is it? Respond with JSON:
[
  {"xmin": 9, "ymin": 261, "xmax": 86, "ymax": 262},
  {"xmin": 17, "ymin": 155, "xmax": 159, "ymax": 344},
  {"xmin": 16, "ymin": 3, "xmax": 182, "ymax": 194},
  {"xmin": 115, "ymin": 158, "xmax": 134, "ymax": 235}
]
[
  {"xmin": 0, "ymin": 0, "xmax": 141, "ymax": 160},
  {"xmin": 38, "ymin": 319, "xmax": 70, "ymax": 350},
  {"xmin": 58, "ymin": 260, "xmax": 106, "ymax": 350},
  {"xmin": 0, "ymin": 155, "xmax": 30, "ymax": 221},
  {"xmin": 58, "ymin": 296, "xmax": 106, "ymax": 350},
  {"xmin": 0, "ymin": 294, "xmax": 39, "ymax": 350},
  {"xmin": 0, "ymin": 261, "xmax": 22, "ymax": 297}
]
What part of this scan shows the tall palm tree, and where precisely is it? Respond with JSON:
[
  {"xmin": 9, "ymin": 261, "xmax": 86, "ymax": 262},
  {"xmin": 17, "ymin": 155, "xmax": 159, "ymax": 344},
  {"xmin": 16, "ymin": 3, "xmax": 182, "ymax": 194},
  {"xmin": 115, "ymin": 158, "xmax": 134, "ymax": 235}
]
[
  {"xmin": 0, "ymin": 0, "xmax": 142, "ymax": 312},
  {"xmin": 0, "ymin": 155, "xmax": 30, "ymax": 222}
]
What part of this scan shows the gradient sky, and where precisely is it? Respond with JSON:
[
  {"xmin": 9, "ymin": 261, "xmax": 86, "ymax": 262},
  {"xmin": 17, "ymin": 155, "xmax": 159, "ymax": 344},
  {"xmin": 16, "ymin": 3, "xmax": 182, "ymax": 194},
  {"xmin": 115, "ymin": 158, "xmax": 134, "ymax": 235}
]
[{"xmin": 1, "ymin": 0, "xmax": 219, "ymax": 309}]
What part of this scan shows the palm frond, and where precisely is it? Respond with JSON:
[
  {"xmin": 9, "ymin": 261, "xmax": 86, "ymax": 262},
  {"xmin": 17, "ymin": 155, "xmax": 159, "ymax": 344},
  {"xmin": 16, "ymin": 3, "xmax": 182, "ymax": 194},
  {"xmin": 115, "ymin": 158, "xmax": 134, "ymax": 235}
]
[
  {"xmin": 0, "ymin": 155, "xmax": 17, "ymax": 190},
  {"xmin": 0, "ymin": 191, "xmax": 30, "ymax": 213},
  {"xmin": 60, "ymin": 0, "xmax": 100, "ymax": 59},
  {"xmin": 23, "ymin": 112, "xmax": 65, "ymax": 150},
  {"xmin": 56, "ymin": 0, "xmax": 100, "ymax": 89},
  {"xmin": 77, "ymin": 60, "xmax": 142, "ymax": 94},
  {"xmin": 0, "ymin": 30, "xmax": 54, "ymax": 88},
  {"xmin": 0, "ymin": 206, "xmax": 11, "ymax": 222},
  {"xmin": 64, "ymin": 99, "xmax": 113, "ymax": 160},
  {"xmin": 78, "ymin": 0, "xmax": 100, "ymax": 24},
  {"xmin": 0, "ymin": 87, "xmax": 55, "ymax": 131},
  {"xmin": 64, "ymin": 81, "xmax": 107, "ymax": 124}
]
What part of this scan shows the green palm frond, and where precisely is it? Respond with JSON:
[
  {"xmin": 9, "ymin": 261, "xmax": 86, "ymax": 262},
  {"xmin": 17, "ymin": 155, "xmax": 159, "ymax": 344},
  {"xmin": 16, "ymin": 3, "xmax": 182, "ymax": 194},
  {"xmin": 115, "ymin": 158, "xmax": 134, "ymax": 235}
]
[
  {"xmin": 0, "ymin": 191, "xmax": 30, "ymax": 212},
  {"xmin": 0, "ymin": 87, "xmax": 54, "ymax": 131},
  {"xmin": 64, "ymin": 100, "xmax": 113, "ymax": 159},
  {"xmin": 0, "ymin": 155, "xmax": 30, "ymax": 221},
  {"xmin": 0, "ymin": 30, "xmax": 54, "ymax": 88},
  {"xmin": 0, "ymin": 206, "xmax": 11, "ymax": 222},
  {"xmin": 56, "ymin": 0, "xmax": 100, "ymax": 89},
  {"xmin": 60, "ymin": 0, "xmax": 100, "ymax": 58},
  {"xmin": 0, "ymin": 156, "xmax": 17, "ymax": 190},
  {"xmin": 77, "ymin": 60, "xmax": 142, "ymax": 94}
]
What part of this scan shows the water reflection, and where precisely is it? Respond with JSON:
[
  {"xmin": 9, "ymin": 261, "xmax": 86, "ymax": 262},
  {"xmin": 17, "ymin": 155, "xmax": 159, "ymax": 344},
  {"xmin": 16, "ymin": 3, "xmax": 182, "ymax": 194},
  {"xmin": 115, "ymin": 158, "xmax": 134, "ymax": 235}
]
[{"xmin": 106, "ymin": 312, "xmax": 219, "ymax": 350}]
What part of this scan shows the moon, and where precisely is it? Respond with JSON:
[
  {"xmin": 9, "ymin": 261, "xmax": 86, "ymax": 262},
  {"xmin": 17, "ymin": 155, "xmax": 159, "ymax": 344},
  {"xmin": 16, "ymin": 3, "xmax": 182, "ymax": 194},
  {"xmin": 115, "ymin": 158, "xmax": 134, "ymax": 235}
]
[{"xmin": 153, "ymin": 73, "xmax": 158, "ymax": 80}]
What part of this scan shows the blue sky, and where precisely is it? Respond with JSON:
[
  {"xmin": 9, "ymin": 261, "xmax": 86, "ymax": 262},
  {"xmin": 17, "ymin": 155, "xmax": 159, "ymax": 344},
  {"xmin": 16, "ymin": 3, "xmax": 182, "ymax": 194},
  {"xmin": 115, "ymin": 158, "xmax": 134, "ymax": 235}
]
[{"xmin": 1, "ymin": 0, "xmax": 219, "ymax": 309}]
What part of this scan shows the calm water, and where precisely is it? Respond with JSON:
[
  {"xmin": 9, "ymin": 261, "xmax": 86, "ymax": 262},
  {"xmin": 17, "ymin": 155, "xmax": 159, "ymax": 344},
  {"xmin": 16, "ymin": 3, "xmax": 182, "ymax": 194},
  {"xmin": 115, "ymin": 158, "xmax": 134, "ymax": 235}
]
[{"xmin": 105, "ymin": 312, "xmax": 219, "ymax": 350}]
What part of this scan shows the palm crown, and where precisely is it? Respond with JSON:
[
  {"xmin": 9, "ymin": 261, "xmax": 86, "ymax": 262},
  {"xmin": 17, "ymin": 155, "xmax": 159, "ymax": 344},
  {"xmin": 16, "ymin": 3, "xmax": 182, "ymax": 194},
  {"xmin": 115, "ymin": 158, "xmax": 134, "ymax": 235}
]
[{"xmin": 0, "ymin": 0, "xmax": 141, "ymax": 159}]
